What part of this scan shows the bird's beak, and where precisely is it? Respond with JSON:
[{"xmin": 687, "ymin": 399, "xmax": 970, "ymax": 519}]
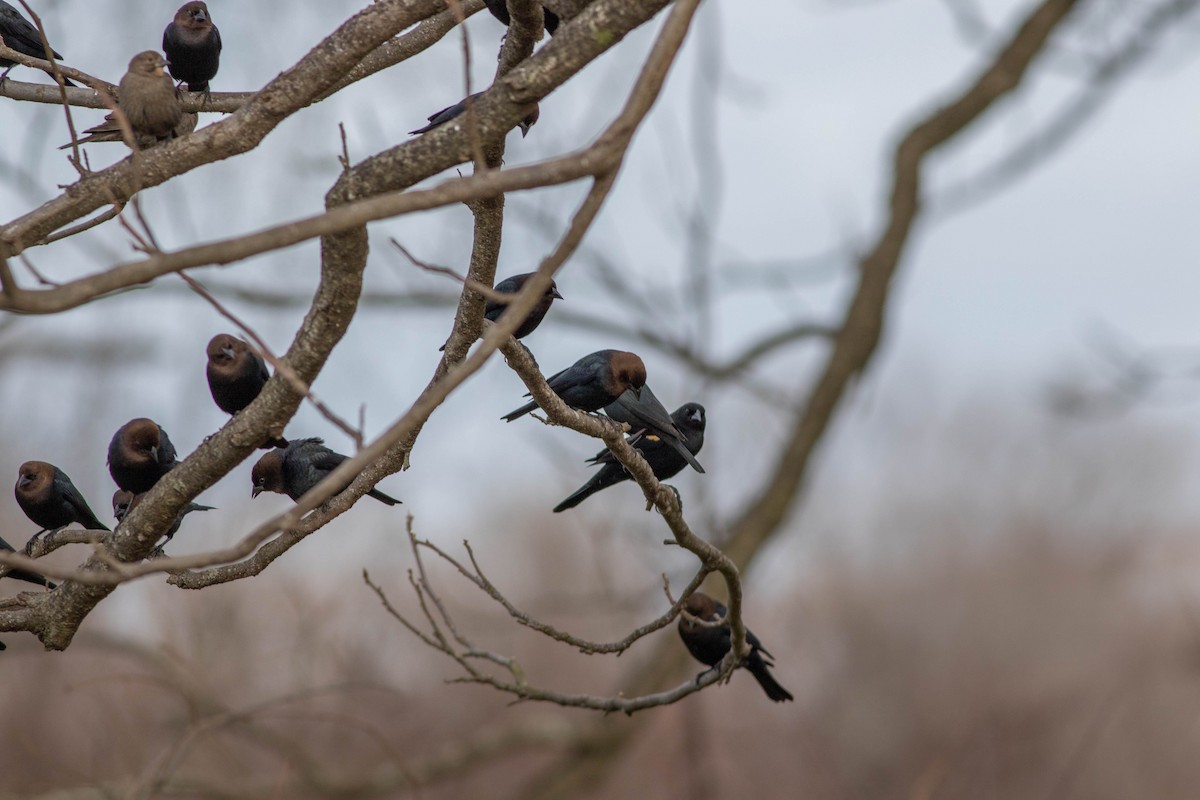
[
  {"xmin": 551, "ymin": 288, "xmax": 564, "ymax": 300},
  {"xmin": 195, "ymin": 10, "xmax": 207, "ymax": 22},
  {"xmin": 17, "ymin": 475, "xmax": 31, "ymax": 489},
  {"xmin": 518, "ymin": 121, "xmax": 532, "ymax": 138},
  {"xmin": 148, "ymin": 446, "xmax": 158, "ymax": 462},
  {"xmin": 222, "ymin": 346, "xmax": 236, "ymax": 359},
  {"xmin": 632, "ymin": 385, "xmax": 642, "ymax": 399},
  {"xmin": 251, "ymin": 486, "xmax": 263, "ymax": 499}
]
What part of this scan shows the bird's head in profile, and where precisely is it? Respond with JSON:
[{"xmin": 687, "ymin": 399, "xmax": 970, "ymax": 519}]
[
  {"xmin": 609, "ymin": 351, "xmax": 647, "ymax": 399},
  {"xmin": 250, "ymin": 450, "xmax": 286, "ymax": 498},
  {"xmin": 15, "ymin": 461, "xmax": 53, "ymax": 495}
]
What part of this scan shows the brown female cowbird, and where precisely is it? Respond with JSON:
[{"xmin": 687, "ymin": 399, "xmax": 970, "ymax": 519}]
[
  {"xmin": 113, "ymin": 490, "xmax": 212, "ymax": 544},
  {"xmin": 482, "ymin": 0, "xmax": 559, "ymax": 35},
  {"xmin": 206, "ymin": 334, "xmax": 288, "ymax": 448},
  {"xmin": 162, "ymin": 1, "xmax": 220, "ymax": 93},
  {"xmin": 554, "ymin": 402, "xmax": 704, "ymax": 512},
  {"xmin": 0, "ymin": 1, "xmax": 74, "ymax": 85},
  {"xmin": 501, "ymin": 350, "xmax": 646, "ymax": 422},
  {"xmin": 0, "ymin": 534, "xmax": 54, "ymax": 589},
  {"xmin": 65, "ymin": 108, "xmax": 196, "ymax": 149},
  {"xmin": 603, "ymin": 385, "xmax": 703, "ymax": 473},
  {"xmin": 678, "ymin": 592, "xmax": 794, "ymax": 703},
  {"xmin": 251, "ymin": 439, "xmax": 401, "ymax": 506},
  {"xmin": 409, "ymin": 92, "xmax": 539, "ymax": 138},
  {"xmin": 107, "ymin": 418, "xmax": 180, "ymax": 494},
  {"xmin": 95, "ymin": 51, "xmax": 186, "ymax": 145},
  {"xmin": 15, "ymin": 461, "xmax": 109, "ymax": 535}
]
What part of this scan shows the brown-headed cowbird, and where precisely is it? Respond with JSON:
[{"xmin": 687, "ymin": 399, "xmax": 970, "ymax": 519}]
[
  {"xmin": 64, "ymin": 107, "xmax": 196, "ymax": 149},
  {"xmin": 678, "ymin": 592, "xmax": 793, "ymax": 703},
  {"xmin": 162, "ymin": 1, "xmax": 220, "ymax": 93},
  {"xmin": 409, "ymin": 92, "xmax": 539, "ymax": 138},
  {"xmin": 0, "ymin": 534, "xmax": 55, "ymax": 589},
  {"xmin": 554, "ymin": 402, "xmax": 704, "ymax": 512},
  {"xmin": 112, "ymin": 490, "xmax": 213, "ymax": 544},
  {"xmin": 107, "ymin": 418, "xmax": 179, "ymax": 494},
  {"xmin": 603, "ymin": 385, "xmax": 703, "ymax": 473},
  {"xmin": 439, "ymin": 273, "xmax": 563, "ymax": 352},
  {"xmin": 482, "ymin": 0, "xmax": 559, "ymax": 36},
  {"xmin": 251, "ymin": 438, "xmax": 401, "ymax": 506},
  {"xmin": 15, "ymin": 461, "xmax": 109, "ymax": 535},
  {"xmin": 111, "ymin": 51, "xmax": 185, "ymax": 145},
  {"xmin": 0, "ymin": 1, "xmax": 74, "ymax": 85},
  {"xmin": 205, "ymin": 333, "xmax": 288, "ymax": 448},
  {"xmin": 502, "ymin": 349, "xmax": 646, "ymax": 422}
]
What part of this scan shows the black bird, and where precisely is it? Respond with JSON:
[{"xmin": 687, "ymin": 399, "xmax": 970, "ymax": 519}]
[
  {"xmin": 603, "ymin": 385, "xmax": 703, "ymax": 473},
  {"xmin": 502, "ymin": 349, "xmax": 646, "ymax": 422},
  {"xmin": 440, "ymin": 273, "xmax": 563, "ymax": 351},
  {"xmin": 15, "ymin": 461, "xmax": 109, "ymax": 534},
  {"xmin": 409, "ymin": 92, "xmax": 539, "ymax": 137},
  {"xmin": 0, "ymin": 534, "xmax": 55, "ymax": 589},
  {"xmin": 206, "ymin": 333, "xmax": 288, "ymax": 448},
  {"xmin": 482, "ymin": 0, "xmax": 559, "ymax": 36},
  {"xmin": 554, "ymin": 402, "xmax": 704, "ymax": 512},
  {"xmin": 112, "ymin": 490, "xmax": 213, "ymax": 544},
  {"xmin": 163, "ymin": 1, "xmax": 221, "ymax": 93},
  {"xmin": 677, "ymin": 592, "xmax": 794, "ymax": 703},
  {"xmin": 108, "ymin": 418, "xmax": 179, "ymax": 494},
  {"xmin": 251, "ymin": 438, "xmax": 401, "ymax": 506},
  {"xmin": 0, "ymin": 1, "xmax": 74, "ymax": 85}
]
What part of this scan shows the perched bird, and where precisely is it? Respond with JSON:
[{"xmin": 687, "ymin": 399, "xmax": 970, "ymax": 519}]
[
  {"xmin": 15, "ymin": 461, "xmax": 110, "ymax": 538},
  {"xmin": 112, "ymin": 490, "xmax": 213, "ymax": 544},
  {"xmin": 251, "ymin": 438, "xmax": 401, "ymax": 506},
  {"xmin": 677, "ymin": 592, "xmax": 794, "ymax": 703},
  {"xmin": 205, "ymin": 333, "xmax": 288, "ymax": 447},
  {"xmin": 502, "ymin": 349, "xmax": 646, "ymax": 422},
  {"xmin": 108, "ymin": 418, "xmax": 179, "ymax": 494},
  {"xmin": 64, "ymin": 107, "xmax": 196, "ymax": 149},
  {"xmin": 162, "ymin": 1, "xmax": 220, "ymax": 93},
  {"xmin": 409, "ymin": 92, "xmax": 539, "ymax": 138},
  {"xmin": 554, "ymin": 402, "xmax": 705, "ymax": 512},
  {"xmin": 439, "ymin": 273, "xmax": 563, "ymax": 351},
  {"xmin": 0, "ymin": 534, "xmax": 55, "ymax": 589},
  {"xmin": 482, "ymin": 0, "xmax": 559, "ymax": 36},
  {"xmin": 0, "ymin": 1, "xmax": 74, "ymax": 85},
  {"xmin": 603, "ymin": 385, "xmax": 703, "ymax": 473}
]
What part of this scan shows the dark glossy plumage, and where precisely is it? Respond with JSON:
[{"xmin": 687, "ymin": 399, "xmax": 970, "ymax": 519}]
[
  {"xmin": 486, "ymin": 273, "xmax": 563, "ymax": 338},
  {"xmin": 0, "ymin": 1, "xmax": 74, "ymax": 84},
  {"xmin": 603, "ymin": 385, "xmax": 703, "ymax": 473},
  {"xmin": 206, "ymin": 333, "xmax": 288, "ymax": 447},
  {"xmin": 251, "ymin": 438, "xmax": 401, "ymax": 506},
  {"xmin": 107, "ymin": 418, "xmax": 179, "ymax": 494},
  {"xmin": 554, "ymin": 402, "xmax": 704, "ymax": 512},
  {"xmin": 482, "ymin": 0, "xmax": 559, "ymax": 35},
  {"xmin": 15, "ymin": 460, "xmax": 109, "ymax": 532},
  {"xmin": 112, "ymin": 490, "xmax": 213, "ymax": 544},
  {"xmin": 409, "ymin": 92, "xmax": 539, "ymax": 137},
  {"xmin": 0, "ymin": 534, "xmax": 55, "ymax": 589},
  {"xmin": 502, "ymin": 349, "xmax": 646, "ymax": 422},
  {"xmin": 678, "ymin": 592, "xmax": 793, "ymax": 703},
  {"xmin": 162, "ymin": 1, "xmax": 220, "ymax": 93}
]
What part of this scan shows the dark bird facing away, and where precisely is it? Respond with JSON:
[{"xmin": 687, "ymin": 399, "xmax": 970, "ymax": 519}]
[
  {"xmin": 206, "ymin": 333, "xmax": 288, "ymax": 447},
  {"xmin": 0, "ymin": 1, "xmax": 74, "ymax": 84},
  {"xmin": 501, "ymin": 349, "xmax": 646, "ymax": 422},
  {"xmin": 554, "ymin": 402, "xmax": 705, "ymax": 512},
  {"xmin": 677, "ymin": 592, "xmax": 794, "ymax": 703},
  {"xmin": 482, "ymin": 0, "xmax": 559, "ymax": 36},
  {"xmin": 113, "ymin": 490, "xmax": 213, "ymax": 544},
  {"xmin": 603, "ymin": 385, "xmax": 704, "ymax": 474},
  {"xmin": 108, "ymin": 418, "xmax": 179, "ymax": 494},
  {"xmin": 64, "ymin": 107, "xmax": 196, "ymax": 149},
  {"xmin": 409, "ymin": 92, "xmax": 539, "ymax": 137},
  {"xmin": 251, "ymin": 438, "xmax": 401, "ymax": 506},
  {"xmin": 0, "ymin": 534, "xmax": 55, "ymax": 589},
  {"xmin": 15, "ymin": 461, "xmax": 110, "ymax": 535},
  {"xmin": 162, "ymin": 1, "xmax": 220, "ymax": 93}
]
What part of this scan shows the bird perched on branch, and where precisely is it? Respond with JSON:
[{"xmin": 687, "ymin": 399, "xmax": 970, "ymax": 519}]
[
  {"xmin": 501, "ymin": 349, "xmax": 646, "ymax": 422},
  {"xmin": 108, "ymin": 418, "xmax": 180, "ymax": 494},
  {"xmin": 409, "ymin": 92, "xmax": 539, "ymax": 138},
  {"xmin": 65, "ymin": 106, "xmax": 196, "ymax": 149},
  {"xmin": 112, "ymin": 490, "xmax": 213, "ymax": 545},
  {"xmin": 441, "ymin": 273, "xmax": 563, "ymax": 351},
  {"xmin": 677, "ymin": 592, "xmax": 794, "ymax": 703},
  {"xmin": 482, "ymin": 0, "xmax": 559, "ymax": 36},
  {"xmin": 603, "ymin": 385, "xmax": 704, "ymax": 473},
  {"xmin": 0, "ymin": 534, "xmax": 55, "ymax": 589},
  {"xmin": 554, "ymin": 402, "xmax": 704, "ymax": 512},
  {"xmin": 251, "ymin": 438, "xmax": 401, "ymax": 506},
  {"xmin": 206, "ymin": 333, "xmax": 288, "ymax": 448},
  {"xmin": 163, "ymin": 1, "xmax": 220, "ymax": 94},
  {"xmin": 66, "ymin": 51, "xmax": 188, "ymax": 150},
  {"xmin": 15, "ymin": 461, "xmax": 109, "ymax": 536},
  {"xmin": 0, "ymin": 1, "xmax": 74, "ymax": 85}
]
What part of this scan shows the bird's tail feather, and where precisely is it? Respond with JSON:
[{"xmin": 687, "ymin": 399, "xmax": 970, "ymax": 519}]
[{"xmin": 747, "ymin": 654, "xmax": 793, "ymax": 702}]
